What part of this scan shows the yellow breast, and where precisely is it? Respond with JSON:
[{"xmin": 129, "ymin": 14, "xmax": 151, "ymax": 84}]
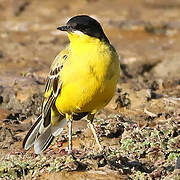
[{"xmin": 55, "ymin": 33, "xmax": 120, "ymax": 114}]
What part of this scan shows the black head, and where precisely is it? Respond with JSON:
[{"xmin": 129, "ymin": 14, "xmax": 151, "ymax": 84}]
[{"xmin": 57, "ymin": 15, "xmax": 109, "ymax": 43}]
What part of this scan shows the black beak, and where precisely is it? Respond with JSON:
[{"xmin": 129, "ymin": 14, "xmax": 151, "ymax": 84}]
[{"xmin": 57, "ymin": 25, "xmax": 71, "ymax": 31}]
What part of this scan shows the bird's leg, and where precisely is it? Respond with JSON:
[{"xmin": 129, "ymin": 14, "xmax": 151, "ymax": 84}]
[
  {"xmin": 66, "ymin": 114, "xmax": 73, "ymax": 155},
  {"xmin": 87, "ymin": 114, "xmax": 103, "ymax": 152},
  {"xmin": 65, "ymin": 114, "xmax": 78, "ymax": 164}
]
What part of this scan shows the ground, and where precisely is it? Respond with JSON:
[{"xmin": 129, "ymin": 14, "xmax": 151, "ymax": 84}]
[{"xmin": 0, "ymin": 0, "xmax": 180, "ymax": 179}]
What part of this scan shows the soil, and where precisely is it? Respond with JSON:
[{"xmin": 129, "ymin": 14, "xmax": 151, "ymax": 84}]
[{"xmin": 0, "ymin": 0, "xmax": 180, "ymax": 179}]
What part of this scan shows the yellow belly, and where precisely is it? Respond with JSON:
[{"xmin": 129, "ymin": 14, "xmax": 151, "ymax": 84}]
[
  {"xmin": 56, "ymin": 73, "xmax": 117, "ymax": 114},
  {"xmin": 55, "ymin": 35, "xmax": 120, "ymax": 115}
]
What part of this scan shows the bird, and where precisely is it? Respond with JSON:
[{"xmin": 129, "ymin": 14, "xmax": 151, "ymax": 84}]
[{"xmin": 23, "ymin": 15, "xmax": 120, "ymax": 155}]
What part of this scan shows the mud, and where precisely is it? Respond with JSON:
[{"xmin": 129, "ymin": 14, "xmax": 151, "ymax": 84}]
[{"xmin": 0, "ymin": 0, "xmax": 180, "ymax": 179}]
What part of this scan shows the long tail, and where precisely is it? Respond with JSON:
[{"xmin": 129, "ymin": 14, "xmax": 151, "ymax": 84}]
[
  {"xmin": 23, "ymin": 112, "xmax": 88, "ymax": 154},
  {"xmin": 23, "ymin": 115, "xmax": 66, "ymax": 154},
  {"xmin": 23, "ymin": 115, "xmax": 42, "ymax": 151}
]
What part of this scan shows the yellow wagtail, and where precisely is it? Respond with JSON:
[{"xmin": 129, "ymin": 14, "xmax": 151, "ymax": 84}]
[{"xmin": 23, "ymin": 15, "xmax": 120, "ymax": 154}]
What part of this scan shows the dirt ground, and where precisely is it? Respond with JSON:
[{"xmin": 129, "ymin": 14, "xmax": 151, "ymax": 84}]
[{"xmin": 0, "ymin": 0, "xmax": 180, "ymax": 179}]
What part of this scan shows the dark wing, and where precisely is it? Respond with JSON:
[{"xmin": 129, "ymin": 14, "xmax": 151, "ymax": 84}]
[
  {"xmin": 41, "ymin": 61, "xmax": 63, "ymax": 128},
  {"xmin": 23, "ymin": 51, "xmax": 68, "ymax": 153},
  {"xmin": 23, "ymin": 48, "xmax": 88, "ymax": 154},
  {"xmin": 40, "ymin": 49, "xmax": 69, "ymax": 130}
]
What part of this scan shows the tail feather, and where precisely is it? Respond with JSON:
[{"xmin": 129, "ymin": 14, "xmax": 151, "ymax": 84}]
[
  {"xmin": 23, "ymin": 115, "xmax": 67, "ymax": 154},
  {"xmin": 33, "ymin": 119, "xmax": 67, "ymax": 154},
  {"xmin": 51, "ymin": 119, "xmax": 66, "ymax": 136},
  {"xmin": 34, "ymin": 125, "xmax": 54, "ymax": 154},
  {"xmin": 23, "ymin": 115, "xmax": 42, "ymax": 150},
  {"xmin": 23, "ymin": 111, "xmax": 88, "ymax": 154}
]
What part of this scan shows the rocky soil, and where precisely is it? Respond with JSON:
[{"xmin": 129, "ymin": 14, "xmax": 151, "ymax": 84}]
[{"xmin": 0, "ymin": 0, "xmax": 180, "ymax": 179}]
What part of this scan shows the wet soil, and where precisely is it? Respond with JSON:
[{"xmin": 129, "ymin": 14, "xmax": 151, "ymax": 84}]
[{"xmin": 0, "ymin": 0, "xmax": 180, "ymax": 179}]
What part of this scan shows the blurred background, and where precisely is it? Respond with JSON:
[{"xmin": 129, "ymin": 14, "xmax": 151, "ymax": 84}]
[{"xmin": 0, "ymin": 0, "xmax": 180, "ymax": 179}]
